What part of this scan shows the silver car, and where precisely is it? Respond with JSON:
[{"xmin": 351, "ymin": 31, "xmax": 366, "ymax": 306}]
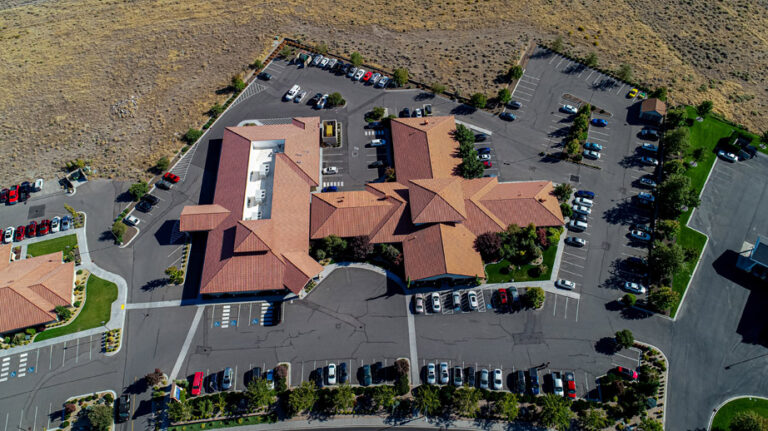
[
  {"xmin": 479, "ymin": 369, "xmax": 489, "ymax": 389},
  {"xmin": 426, "ymin": 363, "xmax": 436, "ymax": 384},
  {"xmin": 221, "ymin": 367, "xmax": 233, "ymax": 390},
  {"xmin": 439, "ymin": 362, "xmax": 449, "ymax": 385}
]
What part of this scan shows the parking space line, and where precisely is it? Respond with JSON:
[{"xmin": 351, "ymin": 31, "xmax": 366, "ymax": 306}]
[
  {"xmin": 562, "ymin": 260, "xmax": 585, "ymax": 269},
  {"xmin": 575, "ymin": 299, "xmax": 580, "ymax": 322},
  {"xmin": 590, "ymin": 130, "xmax": 610, "ymax": 136},
  {"xmin": 514, "ymin": 90, "xmax": 533, "ymax": 98},
  {"xmin": 513, "ymin": 95, "xmax": 531, "ymax": 102},
  {"xmin": 616, "ymin": 84, "xmax": 625, "ymax": 95},
  {"xmin": 516, "ymin": 84, "xmax": 537, "ymax": 92},
  {"xmin": 562, "ymin": 251, "xmax": 586, "ymax": 260},
  {"xmin": 585, "ymin": 71, "xmax": 594, "ymax": 81},
  {"xmin": 555, "ymin": 58, "xmax": 565, "ymax": 68},
  {"xmin": 559, "ymin": 268, "xmax": 582, "ymax": 277},
  {"xmin": 552, "ymin": 294, "xmax": 557, "ymax": 316},
  {"xmin": 524, "ymin": 75, "xmax": 540, "ymax": 80},
  {"xmin": 590, "ymin": 136, "xmax": 608, "ymax": 142}
]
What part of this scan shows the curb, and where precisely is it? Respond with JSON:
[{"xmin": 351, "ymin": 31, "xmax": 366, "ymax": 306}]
[
  {"xmin": 708, "ymin": 395, "xmax": 768, "ymax": 430},
  {"xmin": 119, "ymin": 226, "xmax": 140, "ymax": 249},
  {"xmin": 636, "ymin": 340, "xmax": 669, "ymax": 429}
]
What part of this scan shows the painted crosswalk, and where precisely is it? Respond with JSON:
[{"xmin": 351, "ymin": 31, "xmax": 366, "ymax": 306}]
[
  {"xmin": 364, "ymin": 129, "xmax": 386, "ymax": 137},
  {"xmin": 221, "ymin": 305, "xmax": 231, "ymax": 328},
  {"xmin": 18, "ymin": 352, "xmax": 27, "ymax": 378},
  {"xmin": 231, "ymin": 81, "xmax": 267, "ymax": 107},
  {"xmin": 322, "ymin": 181, "xmax": 344, "ymax": 189},
  {"xmin": 0, "ymin": 356, "xmax": 9, "ymax": 382},
  {"xmin": 170, "ymin": 140, "xmax": 200, "ymax": 180},
  {"xmin": 261, "ymin": 302, "xmax": 278, "ymax": 326}
]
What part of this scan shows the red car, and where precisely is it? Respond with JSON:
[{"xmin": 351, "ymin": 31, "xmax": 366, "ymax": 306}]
[
  {"xmin": 616, "ymin": 366, "xmax": 638, "ymax": 380},
  {"xmin": 26, "ymin": 221, "xmax": 37, "ymax": 237},
  {"xmin": 497, "ymin": 289, "xmax": 508, "ymax": 308},
  {"xmin": 564, "ymin": 372, "xmax": 577, "ymax": 399},
  {"xmin": 0, "ymin": 188, "xmax": 7, "ymax": 203},
  {"xmin": 37, "ymin": 219, "xmax": 50, "ymax": 236},
  {"xmin": 8, "ymin": 185, "xmax": 19, "ymax": 205},
  {"xmin": 163, "ymin": 172, "xmax": 180, "ymax": 183},
  {"xmin": 14, "ymin": 225, "xmax": 25, "ymax": 242},
  {"xmin": 483, "ymin": 160, "xmax": 492, "ymax": 168},
  {"xmin": 191, "ymin": 372, "xmax": 204, "ymax": 396},
  {"xmin": 362, "ymin": 71, "xmax": 373, "ymax": 82}
]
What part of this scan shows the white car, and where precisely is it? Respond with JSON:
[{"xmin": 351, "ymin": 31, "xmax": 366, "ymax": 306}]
[
  {"xmin": 315, "ymin": 94, "xmax": 329, "ymax": 110},
  {"xmin": 630, "ymin": 230, "xmax": 651, "ymax": 241},
  {"xmin": 3, "ymin": 227, "xmax": 14, "ymax": 243},
  {"xmin": 414, "ymin": 294, "xmax": 424, "ymax": 314},
  {"xmin": 431, "ymin": 292, "xmax": 441, "ymax": 312},
  {"xmin": 479, "ymin": 369, "xmax": 489, "ymax": 389},
  {"xmin": 561, "ymin": 105, "xmax": 578, "ymax": 114},
  {"xmin": 370, "ymin": 139, "xmax": 387, "ymax": 147},
  {"xmin": 565, "ymin": 236, "xmax": 586, "ymax": 247},
  {"xmin": 311, "ymin": 54, "xmax": 324, "ymax": 66},
  {"xmin": 583, "ymin": 150, "xmax": 600, "ymax": 160},
  {"xmin": 493, "ymin": 369, "xmax": 503, "ymax": 390},
  {"xmin": 294, "ymin": 90, "xmax": 307, "ymax": 103},
  {"xmin": 439, "ymin": 362, "xmax": 449, "ymax": 384},
  {"xmin": 478, "ymin": 153, "xmax": 491, "ymax": 161},
  {"xmin": 284, "ymin": 84, "xmax": 300, "ymax": 101},
  {"xmin": 623, "ymin": 282, "xmax": 647, "ymax": 294},
  {"xmin": 322, "ymin": 166, "xmax": 338, "ymax": 175},
  {"xmin": 326, "ymin": 58, "xmax": 337, "ymax": 70},
  {"xmin": 326, "ymin": 363, "xmax": 336, "ymax": 385},
  {"xmin": 718, "ymin": 150, "xmax": 738, "ymax": 162},
  {"xmin": 51, "ymin": 216, "xmax": 60, "ymax": 233},
  {"xmin": 553, "ymin": 372, "xmax": 564, "ymax": 396},
  {"xmin": 468, "ymin": 291, "xmax": 479, "ymax": 310},
  {"xmin": 414, "ymin": 108, "xmax": 423, "ymax": 117},
  {"xmin": 555, "ymin": 279, "xmax": 576, "ymax": 290},
  {"xmin": 319, "ymin": 57, "xmax": 329, "ymax": 68},
  {"xmin": 354, "ymin": 68, "xmax": 366, "ymax": 81},
  {"xmin": 124, "ymin": 215, "xmax": 140, "ymax": 226},
  {"xmin": 568, "ymin": 220, "xmax": 588, "ymax": 231},
  {"xmin": 34, "ymin": 178, "xmax": 44, "ymax": 191},
  {"xmin": 574, "ymin": 197, "xmax": 593, "ymax": 207},
  {"xmin": 427, "ymin": 363, "xmax": 436, "ymax": 384},
  {"xmin": 377, "ymin": 77, "xmax": 390, "ymax": 88},
  {"xmin": 370, "ymin": 73, "xmax": 381, "ymax": 85},
  {"xmin": 572, "ymin": 205, "xmax": 591, "ymax": 216}
]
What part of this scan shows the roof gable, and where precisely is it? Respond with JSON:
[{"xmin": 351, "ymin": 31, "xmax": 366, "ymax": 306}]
[{"xmin": 408, "ymin": 178, "xmax": 467, "ymax": 224}]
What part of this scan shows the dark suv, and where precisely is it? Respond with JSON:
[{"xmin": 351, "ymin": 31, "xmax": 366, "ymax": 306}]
[{"xmin": 117, "ymin": 394, "xmax": 131, "ymax": 422}]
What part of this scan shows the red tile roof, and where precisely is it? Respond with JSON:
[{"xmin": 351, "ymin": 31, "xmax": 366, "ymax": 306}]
[
  {"xmin": 391, "ymin": 116, "xmax": 461, "ymax": 182},
  {"xmin": 408, "ymin": 178, "xmax": 467, "ymax": 224},
  {"xmin": 401, "ymin": 224, "xmax": 484, "ymax": 280},
  {"xmin": 180, "ymin": 204, "xmax": 230, "ymax": 231},
  {"xmin": 0, "ymin": 244, "xmax": 75, "ymax": 334},
  {"xmin": 182, "ymin": 118, "xmax": 323, "ymax": 295}
]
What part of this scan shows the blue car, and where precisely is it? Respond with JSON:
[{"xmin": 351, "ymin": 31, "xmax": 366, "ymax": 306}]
[
  {"xmin": 584, "ymin": 142, "xmax": 603, "ymax": 151},
  {"xmin": 590, "ymin": 118, "xmax": 608, "ymax": 127},
  {"xmin": 575, "ymin": 190, "xmax": 595, "ymax": 199},
  {"xmin": 321, "ymin": 186, "xmax": 338, "ymax": 192},
  {"xmin": 499, "ymin": 112, "xmax": 516, "ymax": 121},
  {"xmin": 477, "ymin": 147, "xmax": 491, "ymax": 154}
]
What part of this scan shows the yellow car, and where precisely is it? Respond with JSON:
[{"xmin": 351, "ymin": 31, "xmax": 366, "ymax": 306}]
[{"xmin": 627, "ymin": 88, "xmax": 638, "ymax": 98}]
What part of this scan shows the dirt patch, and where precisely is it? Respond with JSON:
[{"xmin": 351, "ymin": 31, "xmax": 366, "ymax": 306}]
[{"xmin": 0, "ymin": 0, "xmax": 766, "ymax": 184}]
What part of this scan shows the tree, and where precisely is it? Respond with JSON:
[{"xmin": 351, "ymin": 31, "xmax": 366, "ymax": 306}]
[
  {"xmin": 413, "ymin": 385, "xmax": 441, "ymax": 416},
  {"xmin": 327, "ymin": 92, "xmax": 345, "ymax": 107},
  {"xmin": 431, "ymin": 82, "xmax": 446, "ymax": 94},
  {"xmin": 111, "ymin": 221, "xmax": 126, "ymax": 243},
  {"xmin": 393, "ymin": 68, "xmax": 409, "ymax": 87},
  {"xmin": 730, "ymin": 411, "xmax": 766, "ymax": 431},
  {"xmin": 497, "ymin": 88, "xmax": 512, "ymax": 105},
  {"xmin": 559, "ymin": 202, "xmax": 573, "ymax": 218},
  {"xmin": 370, "ymin": 106, "xmax": 386, "ymax": 120},
  {"xmin": 538, "ymin": 394, "xmax": 573, "ymax": 431},
  {"xmin": 372, "ymin": 385, "xmax": 396, "ymax": 410},
  {"xmin": 129, "ymin": 182, "xmax": 148, "ymax": 201},
  {"xmin": 165, "ymin": 266, "xmax": 185, "ymax": 285},
  {"xmin": 184, "ymin": 128, "xmax": 203, "ymax": 144},
  {"xmin": 553, "ymin": 183, "xmax": 573, "ymax": 202},
  {"xmin": 209, "ymin": 103, "xmax": 224, "ymax": 116},
  {"xmin": 214, "ymin": 393, "xmax": 228, "ymax": 416},
  {"xmin": 251, "ymin": 59, "xmax": 263, "ymax": 70},
  {"xmin": 288, "ymin": 381, "xmax": 318, "ymax": 416},
  {"xmin": 313, "ymin": 42, "xmax": 328, "ymax": 55},
  {"xmin": 649, "ymin": 241, "xmax": 685, "ymax": 280},
  {"xmin": 459, "ymin": 150, "xmax": 484, "ymax": 179},
  {"xmin": 245, "ymin": 379, "xmax": 276, "ymax": 412},
  {"xmin": 88, "ymin": 404, "xmax": 115, "ymax": 429},
  {"xmin": 616, "ymin": 63, "xmax": 633, "ymax": 82},
  {"xmin": 584, "ymin": 52, "xmax": 598, "ymax": 67},
  {"xmin": 231, "ymin": 75, "xmax": 246, "ymax": 92},
  {"xmin": 469, "ymin": 93, "xmax": 488, "ymax": 109},
  {"xmin": 657, "ymin": 174, "xmax": 699, "ymax": 217},
  {"xmin": 615, "ymin": 329, "xmax": 635, "ymax": 349},
  {"xmin": 168, "ymin": 399, "xmax": 192, "ymax": 423},
  {"xmin": 395, "ymin": 358, "xmax": 410, "ymax": 377},
  {"xmin": 525, "ymin": 287, "xmax": 545, "ymax": 309},
  {"xmin": 55, "ymin": 305, "xmax": 72, "ymax": 321},
  {"xmin": 279, "ymin": 46, "xmax": 294, "ymax": 58},
  {"xmin": 638, "ymin": 418, "xmax": 665, "ymax": 431},
  {"xmin": 663, "ymin": 127, "xmax": 691, "ymax": 157},
  {"xmin": 507, "ymin": 65, "xmax": 523, "ymax": 81},
  {"xmin": 665, "ymin": 107, "xmax": 686, "ymax": 129},
  {"xmin": 696, "ymin": 100, "xmax": 713, "ymax": 117},
  {"xmin": 350, "ymin": 52, "xmax": 363, "ymax": 67},
  {"xmin": 452, "ymin": 388, "xmax": 481, "ymax": 417},
  {"xmin": 551, "ymin": 36, "xmax": 564, "ymax": 52},
  {"xmin": 197, "ymin": 398, "xmax": 214, "ymax": 418},
  {"xmin": 493, "ymin": 393, "xmax": 519, "ymax": 421},
  {"xmin": 656, "ymin": 219, "xmax": 680, "ymax": 242},
  {"xmin": 156, "ymin": 156, "xmax": 170, "ymax": 172},
  {"xmin": 762, "ymin": 130, "xmax": 768, "ymax": 145},
  {"xmin": 332, "ymin": 384, "xmax": 355, "ymax": 413},
  {"xmin": 649, "ymin": 87, "xmax": 668, "ymax": 101},
  {"xmin": 347, "ymin": 235, "xmax": 373, "ymax": 260},
  {"xmin": 648, "ymin": 286, "xmax": 680, "ymax": 312},
  {"xmin": 454, "ymin": 124, "xmax": 476, "ymax": 147},
  {"xmin": 580, "ymin": 408, "xmax": 611, "ymax": 431},
  {"xmin": 663, "ymin": 159, "xmax": 685, "ymax": 178},
  {"xmin": 622, "ymin": 293, "xmax": 637, "ymax": 306},
  {"xmin": 145, "ymin": 368, "xmax": 164, "ymax": 386},
  {"xmin": 321, "ymin": 235, "xmax": 347, "ymax": 258},
  {"xmin": 474, "ymin": 232, "xmax": 502, "ymax": 262}
]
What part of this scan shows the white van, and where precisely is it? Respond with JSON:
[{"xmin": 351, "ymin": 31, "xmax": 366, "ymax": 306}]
[
  {"xmin": 568, "ymin": 220, "xmax": 588, "ymax": 232},
  {"xmin": 284, "ymin": 84, "xmax": 300, "ymax": 101}
]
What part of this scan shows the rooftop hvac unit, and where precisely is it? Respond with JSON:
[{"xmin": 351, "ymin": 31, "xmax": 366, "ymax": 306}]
[
  {"xmin": 259, "ymin": 163, "xmax": 271, "ymax": 177},
  {"xmin": 250, "ymin": 170, "xmax": 260, "ymax": 181},
  {"xmin": 247, "ymin": 196, "xmax": 259, "ymax": 207},
  {"xmin": 257, "ymin": 211, "xmax": 263, "ymax": 219}
]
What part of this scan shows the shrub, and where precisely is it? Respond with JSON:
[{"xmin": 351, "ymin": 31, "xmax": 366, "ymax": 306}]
[
  {"xmin": 103, "ymin": 393, "xmax": 114, "ymax": 404},
  {"xmin": 128, "ymin": 182, "xmax": 148, "ymax": 201},
  {"xmin": 184, "ymin": 128, "xmax": 203, "ymax": 144},
  {"xmin": 73, "ymin": 301, "xmax": 81, "ymax": 308},
  {"xmin": 560, "ymin": 202, "xmax": 573, "ymax": 218},
  {"xmin": 622, "ymin": 294, "xmax": 637, "ymax": 306},
  {"xmin": 350, "ymin": 52, "xmax": 363, "ymax": 67},
  {"xmin": 431, "ymin": 82, "xmax": 446, "ymax": 94},
  {"xmin": 393, "ymin": 68, "xmax": 409, "ymax": 87},
  {"xmin": 553, "ymin": 183, "xmax": 573, "ymax": 202},
  {"xmin": 615, "ymin": 329, "xmax": 634, "ymax": 349},
  {"xmin": 55, "ymin": 305, "xmax": 72, "ymax": 321},
  {"xmin": 395, "ymin": 374, "xmax": 410, "ymax": 396},
  {"xmin": 209, "ymin": 103, "xmax": 224, "ymax": 117},
  {"xmin": 474, "ymin": 232, "xmax": 502, "ymax": 262},
  {"xmin": 231, "ymin": 75, "xmax": 246, "ymax": 92},
  {"xmin": 156, "ymin": 156, "xmax": 170, "ymax": 172},
  {"xmin": 327, "ymin": 92, "xmax": 345, "ymax": 107},
  {"xmin": 25, "ymin": 328, "xmax": 36, "ymax": 336},
  {"xmin": 251, "ymin": 59, "xmax": 263, "ymax": 70},
  {"xmin": 525, "ymin": 287, "xmax": 545, "ymax": 309},
  {"xmin": 369, "ymin": 106, "xmax": 386, "ymax": 121},
  {"xmin": 469, "ymin": 93, "xmax": 487, "ymax": 109},
  {"xmin": 507, "ymin": 65, "xmax": 523, "ymax": 81},
  {"xmin": 59, "ymin": 421, "xmax": 69, "ymax": 429}
]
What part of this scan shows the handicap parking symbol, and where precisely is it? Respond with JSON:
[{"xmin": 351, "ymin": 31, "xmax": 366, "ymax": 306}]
[
  {"xmin": 252, "ymin": 318, "xmax": 259, "ymax": 325},
  {"xmin": 27, "ymin": 367, "xmax": 34, "ymax": 374},
  {"xmin": 214, "ymin": 321, "xmax": 221, "ymax": 327},
  {"xmin": 9, "ymin": 371, "xmax": 16, "ymax": 378},
  {"xmin": 230, "ymin": 320, "xmax": 237, "ymax": 327}
]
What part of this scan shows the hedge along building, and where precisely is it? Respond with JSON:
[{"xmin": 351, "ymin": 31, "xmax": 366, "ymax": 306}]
[{"xmin": 180, "ymin": 115, "xmax": 564, "ymax": 297}]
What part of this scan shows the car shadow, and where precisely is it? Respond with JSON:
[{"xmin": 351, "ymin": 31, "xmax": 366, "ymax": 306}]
[
  {"xmin": 562, "ymin": 63, "xmax": 586, "ymax": 75},
  {"xmin": 115, "ymin": 191, "xmax": 134, "ymax": 203},
  {"xmin": 414, "ymin": 92, "xmax": 435, "ymax": 101},
  {"xmin": 449, "ymin": 104, "xmax": 477, "ymax": 116},
  {"xmin": 591, "ymin": 78, "xmax": 619, "ymax": 91}
]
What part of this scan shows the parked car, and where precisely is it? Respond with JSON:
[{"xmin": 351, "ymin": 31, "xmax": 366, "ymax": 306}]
[
  {"xmin": 4, "ymin": 227, "xmax": 14, "ymax": 243},
  {"xmin": 623, "ymin": 281, "xmax": 647, "ymax": 294},
  {"xmin": 250, "ymin": 367, "xmax": 262, "ymax": 383},
  {"xmin": 515, "ymin": 370, "xmax": 526, "ymax": 394},
  {"xmin": 528, "ymin": 368, "xmax": 540, "ymax": 395},
  {"xmin": 627, "ymin": 88, "xmax": 638, "ymax": 98},
  {"xmin": 555, "ymin": 279, "xmax": 576, "ymax": 290},
  {"xmin": 191, "ymin": 372, "xmax": 204, "ymax": 396},
  {"xmin": 568, "ymin": 220, "xmax": 588, "ymax": 232},
  {"xmin": 208, "ymin": 373, "xmax": 219, "ymax": 392},
  {"xmin": 311, "ymin": 55, "xmax": 323, "ymax": 66},
  {"xmin": 552, "ymin": 372, "xmax": 564, "ymax": 396},
  {"xmin": 431, "ymin": 292, "xmax": 441, "ymax": 313},
  {"xmin": 507, "ymin": 286, "xmax": 519, "ymax": 306},
  {"xmin": 497, "ymin": 288, "xmax": 508, "ymax": 309},
  {"xmin": 590, "ymin": 118, "xmax": 607, "ymax": 127},
  {"xmin": 483, "ymin": 160, "xmax": 492, "ymax": 168},
  {"xmin": 479, "ymin": 369, "xmax": 490, "ymax": 389},
  {"xmin": 266, "ymin": 369, "xmax": 274, "ymax": 389},
  {"xmin": 414, "ymin": 293, "xmax": 424, "ymax": 314},
  {"xmin": 565, "ymin": 237, "xmax": 586, "ymax": 247},
  {"xmin": 718, "ymin": 150, "xmax": 738, "ymax": 162},
  {"xmin": 221, "ymin": 367, "xmax": 233, "ymax": 390},
  {"xmin": 346, "ymin": 66, "xmax": 358, "ymax": 78},
  {"xmin": 639, "ymin": 177, "xmax": 657, "ymax": 188},
  {"xmin": 294, "ymin": 90, "xmax": 307, "ymax": 103},
  {"xmin": 361, "ymin": 70, "xmax": 372, "ymax": 82},
  {"xmin": 370, "ymin": 138, "xmax": 387, "ymax": 147},
  {"xmin": 426, "ymin": 363, "xmax": 436, "ymax": 385},
  {"xmin": 564, "ymin": 372, "xmax": 577, "ymax": 399},
  {"xmin": 507, "ymin": 100, "xmax": 522, "ymax": 109},
  {"xmin": 0, "ymin": 188, "xmax": 7, "ymax": 203},
  {"xmin": 326, "ymin": 58, "xmax": 337, "ymax": 70},
  {"xmin": 327, "ymin": 363, "xmax": 337, "ymax": 385},
  {"xmin": 499, "ymin": 112, "xmax": 516, "ymax": 121},
  {"xmin": 376, "ymin": 77, "xmax": 390, "ymax": 88},
  {"xmin": 310, "ymin": 92, "xmax": 324, "ymax": 105},
  {"xmin": 638, "ymin": 128, "xmax": 659, "ymax": 140},
  {"xmin": 637, "ymin": 192, "xmax": 655, "ymax": 203},
  {"xmin": 575, "ymin": 190, "xmax": 595, "ymax": 199},
  {"xmin": 37, "ymin": 219, "xmax": 50, "ymax": 236},
  {"xmin": 641, "ymin": 143, "xmax": 658, "ymax": 153},
  {"xmin": 284, "ymin": 84, "xmax": 300, "ymax": 101},
  {"xmin": 14, "ymin": 225, "xmax": 24, "ymax": 242},
  {"xmin": 474, "ymin": 133, "xmax": 488, "ymax": 142},
  {"xmin": 8, "ymin": 185, "xmax": 18, "ymax": 205},
  {"xmin": 256, "ymin": 72, "xmax": 272, "ymax": 81},
  {"xmin": 51, "ymin": 216, "xmax": 60, "ymax": 233},
  {"xmin": 354, "ymin": 68, "xmax": 366, "ymax": 81},
  {"xmin": 26, "ymin": 221, "xmax": 37, "ymax": 237},
  {"xmin": 640, "ymin": 156, "xmax": 659, "ymax": 166},
  {"xmin": 414, "ymin": 108, "xmax": 423, "ymax": 117},
  {"xmin": 400, "ymin": 107, "xmax": 411, "ymax": 118},
  {"xmin": 339, "ymin": 363, "xmax": 348, "ymax": 384},
  {"xmin": 452, "ymin": 291, "xmax": 461, "ymax": 311},
  {"xmin": 322, "ymin": 166, "xmax": 338, "ymax": 175},
  {"xmin": 573, "ymin": 205, "xmax": 591, "ymax": 215},
  {"xmin": 478, "ymin": 153, "xmax": 491, "ymax": 161},
  {"xmin": 34, "ymin": 178, "xmax": 44, "ymax": 191},
  {"xmin": 315, "ymin": 94, "xmax": 329, "ymax": 109},
  {"xmin": 477, "ymin": 147, "xmax": 491, "ymax": 154},
  {"xmin": 584, "ymin": 142, "xmax": 603, "ymax": 151},
  {"xmin": 573, "ymin": 213, "xmax": 588, "ymax": 223},
  {"xmin": 362, "ymin": 364, "xmax": 373, "ymax": 386},
  {"xmin": 574, "ymin": 197, "xmax": 593, "ymax": 207},
  {"xmin": 467, "ymin": 290, "xmax": 479, "ymax": 310},
  {"xmin": 315, "ymin": 367, "xmax": 325, "ymax": 388},
  {"xmin": 156, "ymin": 179, "xmax": 174, "ymax": 190},
  {"xmin": 493, "ymin": 369, "xmax": 503, "ymax": 390},
  {"xmin": 583, "ymin": 150, "xmax": 600, "ymax": 160},
  {"xmin": 124, "ymin": 215, "xmax": 140, "ymax": 226},
  {"xmin": 370, "ymin": 73, "xmax": 381, "ymax": 85},
  {"xmin": 321, "ymin": 186, "xmax": 338, "ymax": 192},
  {"xmin": 467, "ymin": 367, "xmax": 476, "ymax": 387},
  {"xmin": 561, "ymin": 105, "xmax": 578, "ymax": 114},
  {"xmin": 117, "ymin": 394, "xmax": 131, "ymax": 422},
  {"xmin": 423, "ymin": 104, "xmax": 432, "ymax": 115},
  {"xmin": 630, "ymin": 229, "xmax": 651, "ymax": 241},
  {"xmin": 616, "ymin": 366, "xmax": 638, "ymax": 380},
  {"xmin": 61, "ymin": 216, "xmax": 72, "ymax": 231},
  {"xmin": 136, "ymin": 200, "xmax": 153, "ymax": 213},
  {"xmin": 453, "ymin": 366, "xmax": 463, "ymax": 386}
]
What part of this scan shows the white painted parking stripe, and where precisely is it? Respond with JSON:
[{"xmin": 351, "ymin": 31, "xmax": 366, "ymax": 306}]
[
  {"xmin": 562, "ymin": 251, "xmax": 587, "ymax": 260},
  {"xmin": 513, "ymin": 90, "xmax": 533, "ymax": 98},
  {"xmin": 590, "ymin": 130, "xmax": 610, "ymax": 136},
  {"xmin": 513, "ymin": 96, "xmax": 531, "ymax": 102},
  {"xmin": 585, "ymin": 71, "xmax": 594, "ymax": 80},
  {"xmin": 556, "ymin": 58, "xmax": 565, "ymax": 68},
  {"xmin": 549, "ymin": 56, "xmax": 557, "ymax": 64},
  {"xmin": 562, "ymin": 260, "xmax": 585, "ymax": 269},
  {"xmin": 616, "ymin": 84, "xmax": 625, "ymax": 95},
  {"xmin": 516, "ymin": 84, "xmax": 537, "ymax": 92},
  {"xmin": 524, "ymin": 74, "xmax": 541, "ymax": 80}
]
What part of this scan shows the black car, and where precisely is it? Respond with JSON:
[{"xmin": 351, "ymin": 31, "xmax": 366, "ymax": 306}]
[
  {"xmin": 0, "ymin": 188, "xmax": 7, "ymax": 203},
  {"xmin": 528, "ymin": 368, "xmax": 540, "ymax": 395},
  {"xmin": 251, "ymin": 366, "xmax": 262, "ymax": 382},
  {"xmin": 339, "ymin": 362, "xmax": 348, "ymax": 384},
  {"xmin": 499, "ymin": 112, "xmax": 516, "ymax": 121},
  {"xmin": 400, "ymin": 108, "xmax": 411, "ymax": 118},
  {"xmin": 475, "ymin": 133, "xmax": 488, "ymax": 142},
  {"xmin": 256, "ymin": 72, "xmax": 272, "ymax": 81},
  {"xmin": 365, "ymin": 121, "xmax": 383, "ymax": 129},
  {"xmin": 117, "ymin": 394, "xmax": 131, "ymax": 422},
  {"xmin": 315, "ymin": 367, "xmax": 324, "ymax": 388},
  {"xmin": 371, "ymin": 361, "xmax": 383, "ymax": 383},
  {"xmin": 208, "ymin": 373, "xmax": 219, "ymax": 392},
  {"xmin": 424, "ymin": 104, "xmax": 432, "ymax": 115},
  {"xmin": 515, "ymin": 370, "xmax": 526, "ymax": 394},
  {"xmin": 136, "ymin": 200, "xmax": 153, "ymax": 213},
  {"xmin": 361, "ymin": 365, "xmax": 372, "ymax": 386},
  {"xmin": 334, "ymin": 61, "xmax": 346, "ymax": 72},
  {"xmin": 467, "ymin": 367, "xmax": 476, "ymax": 388},
  {"xmin": 310, "ymin": 93, "xmax": 323, "ymax": 106},
  {"xmin": 369, "ymin": 160, "xmax": 384, "ymax": 168},
  {"xmin": 20, "ymin": 181, "xmax": 31, "ymax": 193},
  {"xmin": 507, "ymin": 100, "xmax": 522, "ymax": 109},
  {"xmin": 627, "ymin": 256, "xmax": 648, "ymax": 268},
  {"xmin": 638, "ymin": 128, "xmax": 659, "ymax": 140},
  {"xmin": 142, "ymin": 194, "xmax": 160, "ymax": 205},
  {"xmin": 156, "ymin": 180, "xmax": 173, "ymax": 190}
]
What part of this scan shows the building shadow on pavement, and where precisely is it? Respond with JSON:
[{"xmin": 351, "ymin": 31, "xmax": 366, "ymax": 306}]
[
  {"xmin": 153, "ymin": 220, "xmax": 185, "ymax": 246},
  {"xmin": 181, "ymin": 232, "xmax": 206, "ymax": 301},
  {"xmin": 714, "ymin": 250, "xmax": 768, "ymax": 346},
  {"xmin": 198, "ymin": 138, "xmax": 222, "ymax": 205}
]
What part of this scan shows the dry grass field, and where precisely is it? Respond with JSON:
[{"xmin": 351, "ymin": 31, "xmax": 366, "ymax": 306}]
[{"xmin": 0, "ymin": 0, "xmax": 766, "ymax": 183}]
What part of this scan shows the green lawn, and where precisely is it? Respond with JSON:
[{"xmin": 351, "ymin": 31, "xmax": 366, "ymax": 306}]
[
  {"xmin": 168, "ymin": 414, "xmax": 276, "ymax": 430},
  {"xmin": 35, "ymin": 275, "xmax": 117, "ymax": 342},
  {"xmin": 26, "ymin": 234, "xmax": 78, "ymax": 258},
  {"xmin": 712, "ymin": 397, "xmax": 768, "ymax": 431},
  {"xmin": 486, "ymin": 244, "xmax": 558, "ymax": 283},
  {"xmin": 669, "ymin": 226, "xmax": 707, "ymax": 318}
]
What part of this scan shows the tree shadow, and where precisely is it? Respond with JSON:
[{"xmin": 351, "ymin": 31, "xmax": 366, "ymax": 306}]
[
  {"xmin": 595, "ymin": 337, "xmax": 618, "ymax": 355},
  {"xmin": 529, "ymin": 47, "xmax": 553, "ymax": 59},
  {"xmin": 601, "ymin": 200, "xmax": 643, "ymax": 226},
  {"xmin": 141, "ymin": 278, "xmax": 169, "ymax": 291},
  {"xmin": 133, "ymin": 398, "xmax": 154, "ymax": 417},
  {"xmin": 414, "ymin": 92, "xmax": 435, "ymax": 101},
  {"xmin": 617, "ymin": 154, "xmax": 648, "ymax": 169},
  {"xmin": 99, "ymin": 230, "xmax": 117, "ymax": 243},
  {"xmin": 592, "ymin": 78, "xmax": 618, "ymax": 91},
  {"xmin": 125, "ymin": 378, "xmax": 148, "ymax": 394},
  {"xmin": 115, "ymin": 191, "xmax": 134, "ymax": 203},
  {"xmin": 620, "ymin": 305, "xmax": 653, "ymax": 320},
  {"xmin": 547, "ymin": 126, "xmax": 570, "ymax": 138},
  {"xmin": 450, "ymin": 104, "xmax": 477, "ymax": 116},
  {"xmin": 562, "ymin": 63, "xmax": 586, "ymax": 75}
]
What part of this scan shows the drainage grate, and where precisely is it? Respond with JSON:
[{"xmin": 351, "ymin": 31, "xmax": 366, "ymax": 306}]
[
  {"xmin": 28, "ymin": 205, "xmax": 45, "ymax": 219},
  {"xmin": 570, "ymin": 175, "xmax": 580, "ymax": 183}
]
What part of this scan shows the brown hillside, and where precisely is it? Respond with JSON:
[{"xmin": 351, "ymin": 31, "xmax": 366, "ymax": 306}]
[{"xmin": 0, "ymin": 0, "xmax": 765, "ymax": 183}]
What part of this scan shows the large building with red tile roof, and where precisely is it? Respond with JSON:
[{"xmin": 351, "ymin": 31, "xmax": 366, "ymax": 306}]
[
  {"xmin": 180, "ymin": 118, "xmax": 323, "ymax": 296},
  {"xmin": 0, "ymin": 244, "xmax": 75, "ymax": 335}
]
